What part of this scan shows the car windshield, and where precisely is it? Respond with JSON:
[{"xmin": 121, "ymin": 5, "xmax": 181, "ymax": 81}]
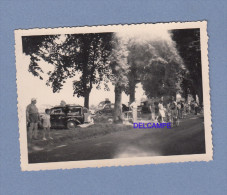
[
  {"xmin": 104, "ymin": 104, "xmax": 114, "ymax": 109},
  {"xmin": 67, "ymin": 107, "xmax": 82, "ymax": 116},
  {"xmin": 51, "ymin": 108, "xmax": 64, "ymax": 115}
]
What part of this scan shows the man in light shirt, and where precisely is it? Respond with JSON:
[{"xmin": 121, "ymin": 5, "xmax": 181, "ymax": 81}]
[
  {"xmin": 130, "ymin": 99, "xmax": 138, "ymax": 123},
  {"xmin": 26, "ymin": 98, "xmax": 40, "ymax": 140}
]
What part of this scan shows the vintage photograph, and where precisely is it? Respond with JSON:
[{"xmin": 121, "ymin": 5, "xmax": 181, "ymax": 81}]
[{"xmin": 15, "ymin": 22, "xmax": 212, "ymax": 171}]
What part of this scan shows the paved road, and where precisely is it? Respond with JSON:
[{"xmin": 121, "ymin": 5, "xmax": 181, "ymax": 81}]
[{"xmin": 29, "ymin": 115, "xmax": 205, "ymax": 163}]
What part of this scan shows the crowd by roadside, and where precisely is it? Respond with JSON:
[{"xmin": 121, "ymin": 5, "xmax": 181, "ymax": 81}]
[
  {"xmin": 26, "ymin": 96, "xmax": 202, "ymax": 144},
  {"xmin": 128, "ymin": 96, "xmax": 202, "ymax": 125}
]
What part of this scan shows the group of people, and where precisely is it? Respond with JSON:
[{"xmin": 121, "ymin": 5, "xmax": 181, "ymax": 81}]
[
  {"xmin": 26, "ymin": 98, "xmax": 52, "ymax": 141},
  {"xmin": 156, "ymin": 97, "xmax": 201, "ymax": 123},
  {"xmin": 129, "ymin": 97, "xmax": 201, "ymax": 124}
]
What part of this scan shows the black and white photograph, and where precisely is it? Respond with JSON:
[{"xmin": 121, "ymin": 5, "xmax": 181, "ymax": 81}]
[{"xmin": 15, "ymin": 22, "xmax": 212, "ymax": 171}]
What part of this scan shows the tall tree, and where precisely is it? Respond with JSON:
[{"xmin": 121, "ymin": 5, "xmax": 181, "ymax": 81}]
[
  {"xmin": 22, "ymin": 33, "xmax": 113, "ymax": 108},
  {"xmin": 171, "ymin": 29, "xmax": 202, "ymax": 104},
  {"xmin": 125, "ymin": 39, "xmax": 142, "ymax": 103},
  {"xmin": 126, "ymin": 37, "xmax": 184, "ymax": 100},
  {"xmin": 67, "ymin": 33, "xmax": 113, "ymax": 108},
  {"xmin": 141, "ymin": 39, "xmax": 184, "ymax": 99},
  {"xmin": 109, "ymin": 34, "xmax": 129, "ymax": 123}
]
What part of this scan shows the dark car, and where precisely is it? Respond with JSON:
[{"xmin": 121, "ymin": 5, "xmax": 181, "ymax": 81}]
[
  {"xmin": 50, "ymin": 104, "xmax": 89, "ymax": 129},
  {"xmin": 95, "ymin": 103, "xmax": 129, "ymax": 117},
  {"xmin": 95, "ymin": 103, "xmax": 115, "ymax": 116},
  {"xmin": 95, "ymin": 100, "xmax": 111, "ymax": 112}
]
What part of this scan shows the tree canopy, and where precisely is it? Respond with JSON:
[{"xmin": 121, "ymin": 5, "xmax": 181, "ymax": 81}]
[
  {"xmin": 22, "ymin": 28, "xmax": 203, "ymax": 115},
  {"xmin": 22, "ymin": 33, "xmax": 113, "ymax": 108},
  {"xmin": 171, "ymin": 28, "xmax": 202, "ymax": 103},
  {"xmin": 108, "ymin": 33, "xmax": 129, "ymax": 122},
  {"xmin": 126, "ymin": 35, "xmax": 185, "ymax": 102}
]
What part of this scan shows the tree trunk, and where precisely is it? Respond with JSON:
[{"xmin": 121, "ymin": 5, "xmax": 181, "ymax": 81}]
[
  {"xmin": 84, "ymin": 91, "xmax": 90, "ymax": 109},
  {"xmin": 114, "ymin": 84, "xmax": 123, "ymax": 123},
  {"xmin": 129, "ymin": 82, "xmax": 136, "ymax": 104},
  {"xmin": 184, "ymin": 87, "xmax": 188, "ymax": 102}
]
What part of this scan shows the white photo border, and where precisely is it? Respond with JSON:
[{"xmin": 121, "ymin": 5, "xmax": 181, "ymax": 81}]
[{"xmin": 15, "ymin": 21, "xmax": 212, "ymax": 171}]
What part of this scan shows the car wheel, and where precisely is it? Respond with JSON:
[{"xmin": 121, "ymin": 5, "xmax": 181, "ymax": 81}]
[{"xmin": 67, "ymin": 121, "xmax": 76, "ymax": 129}]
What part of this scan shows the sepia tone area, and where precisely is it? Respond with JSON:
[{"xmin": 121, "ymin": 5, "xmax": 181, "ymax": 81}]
[
  {"xmin": 15, "ymin": 22, "xmax": 212, "ymax": 170},
  {"xmin": 21, "ymin": 28, "xmax": 205, "ymax": 163}
]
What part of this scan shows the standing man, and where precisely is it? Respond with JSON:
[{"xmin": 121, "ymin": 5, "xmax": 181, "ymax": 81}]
[
  {"xmin": 158, "ymin": 99, "xmax": 165, "ymax": 123},
  {"xmin": 26, "ymin": 98, "xmax": 40, "ymax": 140},
  {"xmin": 177, "ymin": 101, "xmax": 182, "ymax": 118},
  {"xmin": 130, "ymin": 99, "xmax": 138, "ymax": 123},
  {"xmin": 170, "ymin": 96, "xmax": 178, "ymax": 124}
]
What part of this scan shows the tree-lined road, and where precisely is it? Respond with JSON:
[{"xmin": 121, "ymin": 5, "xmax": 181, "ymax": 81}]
[
  {"xmin": 29, "ymin": 115, "xmax": 205, "ymax": 163},
  {"xmin": 23, "ymin": 29, "xmax": 203, "ymax": 122}
]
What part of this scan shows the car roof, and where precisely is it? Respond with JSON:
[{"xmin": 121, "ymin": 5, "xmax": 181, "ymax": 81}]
[
  {"xmin": 52, "ymin": 104, "xmax": 82, "ymax": 109},
  {"xmin": 66, "ymin": 104, "xmax": 82, "ymax": 107}
]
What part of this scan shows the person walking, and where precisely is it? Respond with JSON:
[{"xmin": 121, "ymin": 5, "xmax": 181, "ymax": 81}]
[
  {"xmin": 166, "ymin": 101, "xmax": 172, "ymax": 122},
  {"xmin": 158, "ymin": 100, "xmax": 165, "ymax": 123},
  {"xmin": 170, "ymin": 97, "xmax": 178, "ymax": 126},
  {"xmin": 26, "ymin": 98, "xmax": 40, "ymax": 141},
  {"xmin": 177, "ymin": 102, "xmax": 182, "ymax": 119}
]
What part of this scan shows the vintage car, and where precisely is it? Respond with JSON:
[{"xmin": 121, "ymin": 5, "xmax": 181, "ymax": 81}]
[
  {"xmin": 95, "ymin": 103, "xmax": 114, "ymax": 116},
  {"xmin": 95, "ymin": 99, "xmax": 111, "ymax": 112},
  {"xmin": 50, "ymin": 104, "xmax": 92, "ymax": 129},
  {"xmin": 94, "ymin": 103, "xmax": 130, "ymax": 122}
]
